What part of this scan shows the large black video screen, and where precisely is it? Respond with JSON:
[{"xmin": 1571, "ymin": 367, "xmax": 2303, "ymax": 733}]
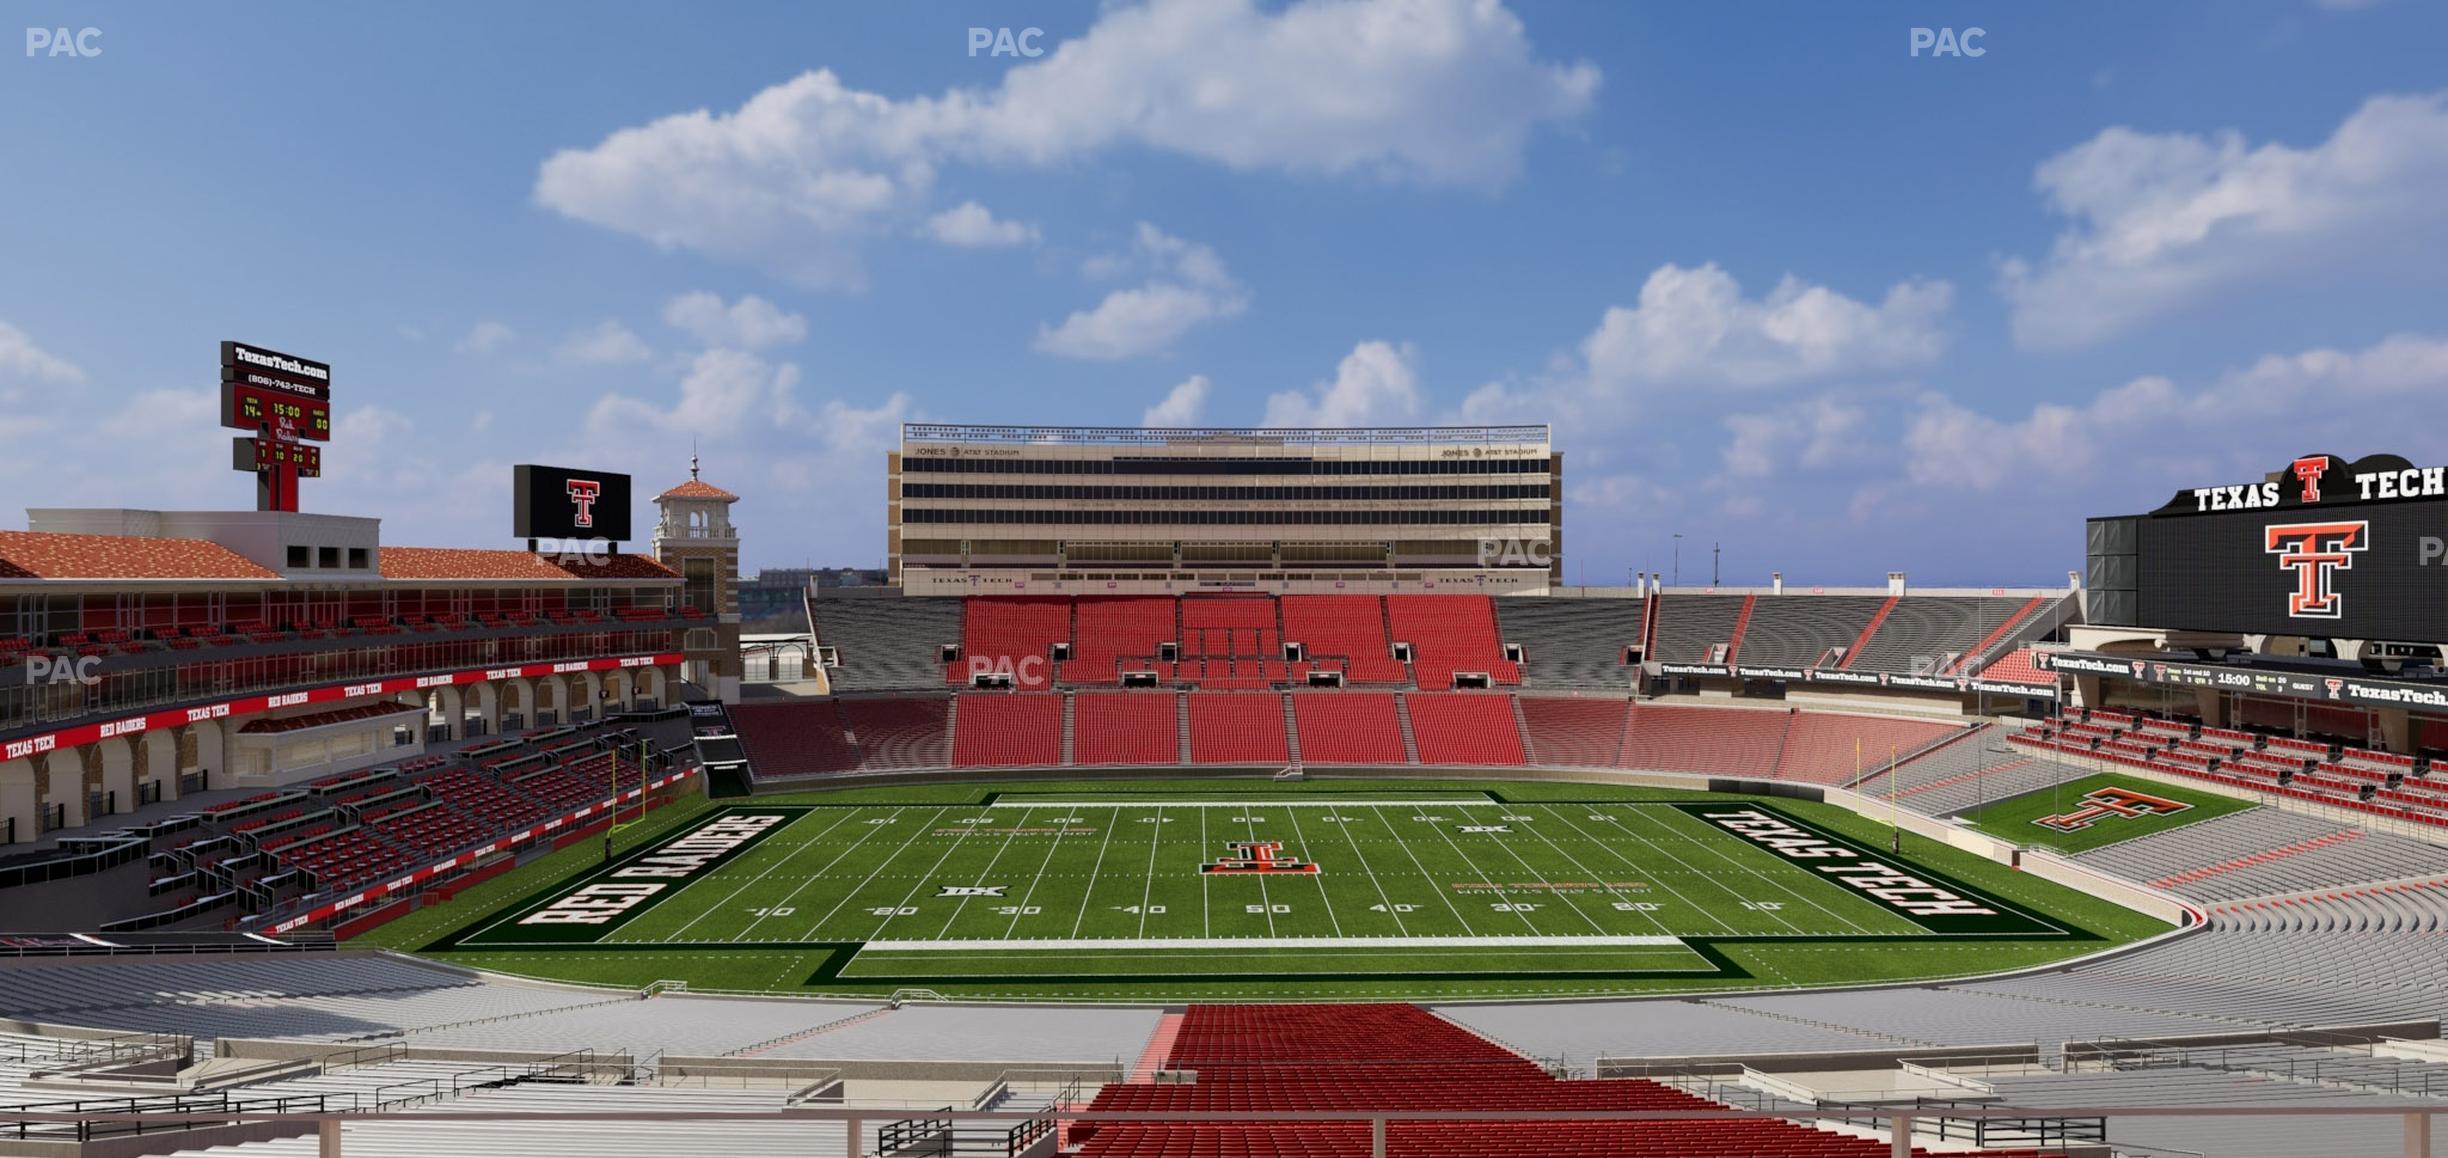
[{"xmin": 2137, "ymin": 500, "xmax": 2448, "ymax": 641}]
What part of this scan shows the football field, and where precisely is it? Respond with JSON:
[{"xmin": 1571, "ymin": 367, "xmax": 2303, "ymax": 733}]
[{"xmin": 426, "ymin": 783, "xmax": 2087, "ymax": 992}]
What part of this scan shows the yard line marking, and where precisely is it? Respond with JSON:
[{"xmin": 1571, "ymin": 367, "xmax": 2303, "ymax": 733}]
[
  {"xmin": 655, "ymin": 808, "xmax": 860, "ymax": 942},
  {"xmin": 1447, "ymin": 804, "xmax": 1609, "ymax": 935},
  {"xmin": 1311, "ymin": 804, "xmax": 1412, "ymax": 938},
  {"xmin": 997, "ymin": 807, "xmax": 1080, "ymax": 939},
  {"xmin": 1624, "ymin": 805, "xmax": 1886, "ymax": 935},
  {"xmin": 1064, "ymin": 806, "xmax": 1124, "ymax": 938},
  {"xmin": 867, "ymin": 808, "xmax": 1010, "ymax": 942},
  {"xmin": 786, "ymin": 806, "xmax": 952, "ymax": 941},
  {"xmin": 1199, "ymin": 807, "xmax": 1213, "ymax": 938},
  {"xmin": 1134, "ymin": 805, "xmax": 1166, "ymax": 939},
  {"xmin": 738, "ymin": 805, "xmax": 924, "ymax": 941},
  {"xmin": 1473, "ymin": 805, "xmax": 1670, "ymax": 938},
  {"xmin": 1365, "ymin": 805, "xmax": 1488, "ymax": 936},
  {"xmin": 1533, "ymin": 805, "xmax": 1729, "ymax": 934},
  {"xmin": 933, "ymin": 807, "xmax": 1036, "ymax": 938},
  {"xmin": 1240, "ymin": 808, "xmax": 1281, "ymax": 937},
  {"xmin": 1282, "ymin": 806, "xmax": 1345, "ymax": 938}
]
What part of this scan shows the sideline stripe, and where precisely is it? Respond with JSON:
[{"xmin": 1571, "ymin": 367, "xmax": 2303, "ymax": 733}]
[
  {"xmin": 859, "ymin": 934, "xmax": 1687, "ymax": 951},
  {"xmin": 991, "ymin": 798, "xmax": 1494, "ymax": 808}
]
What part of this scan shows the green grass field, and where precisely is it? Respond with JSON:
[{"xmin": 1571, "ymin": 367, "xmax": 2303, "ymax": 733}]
[
  {"xmin": 383, "ymin": 778, "xmax": 2172, "ymax": 1001},
  {"xmin": 1955, "ymin": 772, "xmax": 2255, "ymax": 854}
]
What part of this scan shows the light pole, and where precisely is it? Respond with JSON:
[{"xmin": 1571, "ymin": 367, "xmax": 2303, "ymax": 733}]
[{"xmin": 1672, "ymin": 534, "xmax": 1682, "ymax": 586}]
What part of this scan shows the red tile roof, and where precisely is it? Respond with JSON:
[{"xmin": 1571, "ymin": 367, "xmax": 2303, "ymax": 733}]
[
  {"xmin": 0, "ymin": 531, "xmax": 279, "ymax": 581},
  {"xmin": 379, "ymin": 546, "xmax": 676, "ymax": 582},
  {"xmin": 658, "ymin": 479, "xmax": 738, "ymax": 501}
]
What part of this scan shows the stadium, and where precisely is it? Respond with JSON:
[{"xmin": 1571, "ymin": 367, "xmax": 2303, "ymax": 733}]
[
  {"xmin": 13, "ymin": 2, "xmax": 2448, "ymax": 1153},
  {"xmin": 7, "ymin": 397, "xmax": 2448, "ymax": 1158}
]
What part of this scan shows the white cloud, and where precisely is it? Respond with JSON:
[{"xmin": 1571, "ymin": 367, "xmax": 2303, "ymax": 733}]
[
  {"xmin": 455, "ymin": 321, "xmax": 516, "ymax": 356},
  {"xmin": 661, "ymin": 292, "xmax": 809, "ymax": 350},
  {"xmin": 1899, "ymin": 334, "xmax": 2448, "ymax": 493},
  {"xmin": 1721, "ymin": 396, "xmax": 1866, "ymax": 479},
  {"xmin": 923, "ymin": 201, "xmax": 1039, "ymax": 248},
  {"xmin": 556, "ymin": 320, "xmax": 654, "ymax": 365},
  {"xmin": 587, "ymin": 348, "xmax": 805, "ymax": 437},
  {"xmin": 1579, "ymin": 263, "xmax": 1951, "ymax": 392},
  {"xmin": 2001, "ymin": 91, "xmax": 2448, "ymax": 348},
  {"xmin": 533, "ymin": 0, "xmax": 1597, "ymax": 284},
  {"xmin": 1262, "ymin": 341, "xmax": 1424, "ymax": 427},
  {"xmin": 1035, "ymin": 224, "xmax": 1248, "ymax": 360},
  {"xmin": 1142, "ymin": 375, "xmax": 1212, "ymax": 426},
  {"xmin": 0, "ymin": 322, "xmax": 84, "ymax": 385}
]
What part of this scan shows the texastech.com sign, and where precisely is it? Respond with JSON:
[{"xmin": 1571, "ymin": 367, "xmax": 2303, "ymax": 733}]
[
  {"xmin": 1656, "ymin": 662, "xmax": 2059, "ymax": 700},
  {"xmin": 1671, "ymin": 803, "xmax": 2064, "ymax": 936},
  {"xmin": 455, "ymin": 807, "xmax": 812, "ymax": 945},
  {"xmin": 2036, "ymin": 650, "xmax": 2448, "ymax": 710}
]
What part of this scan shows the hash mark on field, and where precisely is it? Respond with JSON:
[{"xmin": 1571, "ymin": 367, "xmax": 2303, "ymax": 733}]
[
  {"xmin": 1451, "ymin": 805, "xmax": 1609, "ymax": 935},
  {"xmin": 659, "ymin": 808, "xmax": 857, "ymax": 942},
  {"xmin": 1065, "ymin": 805, "xmax": 1122, "ymax": 939},
  {"xmin": 1541, "ymin": 804, "xmax": 1787, "ymax": 936},
  {"xmin": 1135, "ymin": 806, "xmax": 1166, "ymax": 939},
  {"xmin": 1241, "ymin": 810, "xmax": 1280, "ymax": 937},
  {"xmin": 1366, "ymin": 805, "xmax": 1482, "ymax": 936},
  {"xmin": 1315, "ymin": 804, "xmax": 1411, "ymax": 938},
  {"xmin": 1282, "ymin": 806, "xmax": 1343, "ymax": 937},
  {"xmin": 935, "ymin": 807, "xmax": 1035, "ymax": 938},
  {"xmin": 1482, "ymin": 805, "xmax": 1670, "ymax": 937},
  {"xmin": 1633, "ymin": 806, "xmax": 1889, "ymax": 935},
  {"xmin": 787, "ymin": 806, "xmax": 949, "ymax": 941},
  {"xmin": 1000, "ymin": 806, "xmax": 1083, "ymax": 936},
  {"xmin": 733, "ymin": 806, "xmax": 918, "ymax": 941},
  {"xmin": 865, "ymin": 808, "xmax": 1001, "ymax": 942}
]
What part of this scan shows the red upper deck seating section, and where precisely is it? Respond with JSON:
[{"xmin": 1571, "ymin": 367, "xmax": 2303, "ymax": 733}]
[
  {"xmin": 953, "ymin": 693, "xmax": 1064, "ymax": 766},
  {"xmin": 1403, "ymin": 694, "xmax": 1524, "ymax": 765},
  {"xmin": 1068, "ymin": 597, "xmax": 1177, "ymax": 684},
  {"xmin": 951, "ymin": 597, "xmax": 1070, "ymax": 689},
  {"xmin": 1289, "ymin": 693, "xmax": 1406, "ymax": 764},
  {"xmin": 1280, "ymin": 596, "xmax": 1406, "ymax": 684},
  {"xmin": 1187, "ymin": 693, "xmax": 1290, "ymax": 765},
  {"xmin": 1074, "ymin": 693, "xmax": 1181, "ymax": 765},
  {"xmin": 1385, "ymin": 595, "xmax": 1519, "ymax": 688}
]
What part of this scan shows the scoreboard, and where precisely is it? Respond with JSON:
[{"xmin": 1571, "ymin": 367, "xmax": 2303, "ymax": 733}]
[
  {"xmin": 2094, "ymin": 453, "xmax": 2448, "ymax": 642},
  {"xmin": 222, "ymin": 383, "xmax": 331, "ymax": 441},
  {"xmin": 220, "ymin": 341, "xmax": 332, "ymax": 511}
]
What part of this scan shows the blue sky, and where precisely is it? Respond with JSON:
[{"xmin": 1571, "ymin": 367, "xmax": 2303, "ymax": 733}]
[{"xmin": 3, "ymin": 0, "xmax": 2445, "ymax": 584}]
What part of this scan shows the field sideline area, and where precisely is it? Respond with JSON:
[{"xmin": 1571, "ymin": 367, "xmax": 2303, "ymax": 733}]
[
  {"xmin": 1954, "ymin": 772, "xmax": 2256, "ymax": 854},
  {"xmin": 382, "ymin": 778, "xmax": 2171, "ymax": 1001}
]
